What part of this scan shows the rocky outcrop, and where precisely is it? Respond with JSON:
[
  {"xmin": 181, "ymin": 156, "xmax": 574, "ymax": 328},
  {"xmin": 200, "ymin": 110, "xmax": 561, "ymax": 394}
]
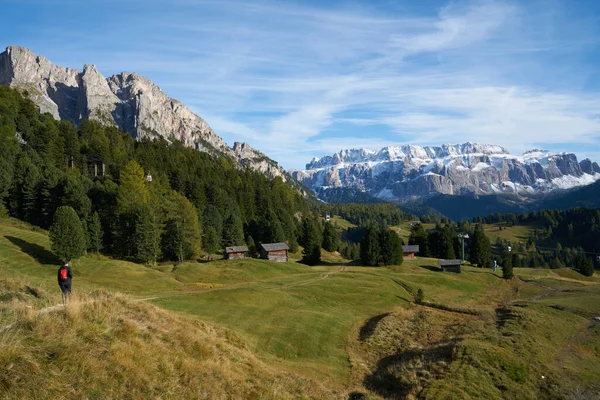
[
  {"xmin": 291, "ymin": 143, "xmax": 600, "ymax": 201},
  {"xmin": 232, "ymin": 142, "xmax": 313, "ymax": 198},
  {"xmin": 0, "ymin": 46, "xmax": 233, "ymax": 157},
  {"xmin": 580, "ymin": 158, "xmax": 600, "ymax": 175},
  {"xmin": 233, "ymin": 142, "xmax": 287, "ymax": 181}
]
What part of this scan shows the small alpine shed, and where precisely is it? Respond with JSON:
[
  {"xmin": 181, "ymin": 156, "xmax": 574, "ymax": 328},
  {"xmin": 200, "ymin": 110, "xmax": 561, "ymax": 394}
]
[
  {"xmin": 225, "ymin": 246, "xmax": 249, "ymax": 260},
  {"xmin": 439, "ymin": 259, "xmax": 462, "ymax": 273},
  {"xmin": 402, "ymin": 245, "xmax": 419, "ymax": 260},
  {"xmin": 260, "ymin": 242, "xmax": 289, "ymax": 262}
]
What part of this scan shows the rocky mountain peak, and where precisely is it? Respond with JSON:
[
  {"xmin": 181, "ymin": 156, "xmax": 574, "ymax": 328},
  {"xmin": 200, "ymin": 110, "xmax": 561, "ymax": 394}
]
[
  {"xmin": 0, "ymin": 46, "xmax": 297, "ymax": 185},
  {"xmin": 0, "ymin": 45, "xmax": 234, "ymax": 156},
  {"xmin": 292, "ymin": 143, "xmax": 600, "ymax": 202}
]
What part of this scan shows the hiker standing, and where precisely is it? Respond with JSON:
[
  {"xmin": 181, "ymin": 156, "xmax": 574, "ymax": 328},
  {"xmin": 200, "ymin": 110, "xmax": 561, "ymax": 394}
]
[
  {"xmin": 493, "ymin": 259, "xmax": 498, "ymax": 272},
  {"xmin": 57, "ymin": 261, "xmax": 73, "ymax": 305}
]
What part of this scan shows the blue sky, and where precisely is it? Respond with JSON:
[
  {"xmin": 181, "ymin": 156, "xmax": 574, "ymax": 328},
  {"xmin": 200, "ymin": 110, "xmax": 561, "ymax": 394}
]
[{"xmin": 2, "ymin": 0, "xmax": 600, "ymax": 170}]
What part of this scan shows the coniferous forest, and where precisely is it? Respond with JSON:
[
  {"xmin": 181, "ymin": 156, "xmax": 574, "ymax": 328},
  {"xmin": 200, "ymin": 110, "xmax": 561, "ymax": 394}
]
[
  {"xmin": 2, "ymin": 84, "xmax": 599, "ymax": 276},
  {"xmin": 0, "ymin": 86, "xmax": 311, "ymax": 264}
]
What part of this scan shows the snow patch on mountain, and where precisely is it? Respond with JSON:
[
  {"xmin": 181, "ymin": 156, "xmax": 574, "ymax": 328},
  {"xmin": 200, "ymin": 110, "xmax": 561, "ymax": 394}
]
[{"xmin": 290, "ymin": 142, "xmax": 600, "ymax": 202}]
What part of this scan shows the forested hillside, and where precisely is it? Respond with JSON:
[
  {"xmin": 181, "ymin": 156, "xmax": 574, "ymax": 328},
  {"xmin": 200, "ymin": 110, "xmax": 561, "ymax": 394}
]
[
  {"xmin": 0, "ymin": 86, "xmax": 310, "ymax": 263},
  {"xmin": 468, "ymin": 208, "xmax": 600, "ymax": 273}
]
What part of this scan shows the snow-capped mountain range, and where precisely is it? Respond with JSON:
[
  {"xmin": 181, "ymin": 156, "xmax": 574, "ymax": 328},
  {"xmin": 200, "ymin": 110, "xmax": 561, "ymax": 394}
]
[{"xmin": 290, "ymin": 143, "xmax": 600, "ymax": 201}]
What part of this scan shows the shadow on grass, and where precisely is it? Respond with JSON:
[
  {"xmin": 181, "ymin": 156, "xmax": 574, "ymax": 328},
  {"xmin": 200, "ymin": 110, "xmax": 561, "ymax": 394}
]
[
  {"xmin": 418, "ymin": 264, "xmax": 441, "ymax": 272},
  {"xmin": 359, "ymin": 312, "xmax": 391, "ymax": 342},
  {"xmin": 467, "ymin": 269, "xmax": 502, "ymax": 279},
  {"xmin": 319, "ymin": 259, "xmax": 360, "ymax": 267},
  {"xmin": 4, "ymin": 236, "xmax": 61, "ymax": 265},
  {"xmin": 364, "ymin": 343, "xmax": 455, "ymax": 399}
]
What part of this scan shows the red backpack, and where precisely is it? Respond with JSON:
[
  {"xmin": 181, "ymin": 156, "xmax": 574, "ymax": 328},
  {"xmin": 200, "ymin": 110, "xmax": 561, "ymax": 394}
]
[{"xmin": 59, "ymin": 267, "xmax": 68, "ymax": 281}]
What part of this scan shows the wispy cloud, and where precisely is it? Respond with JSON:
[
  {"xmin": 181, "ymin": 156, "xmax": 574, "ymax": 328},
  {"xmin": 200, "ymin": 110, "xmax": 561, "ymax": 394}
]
[{"xmin": 2, "ymin": 0, "xmax": 600, "ymax": 169}]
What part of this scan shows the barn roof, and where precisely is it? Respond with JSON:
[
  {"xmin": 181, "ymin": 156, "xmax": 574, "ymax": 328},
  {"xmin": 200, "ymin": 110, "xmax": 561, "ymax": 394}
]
[
  {"xmin": 402, "ymin": 245, "xmax": 419, "ymax": 253},
  {"xmin": 438, "ymin": 259, "xmax": 462, "ymax": 266},
  {"xmin": 261, "ymin": 242, "xmax": 289, "ymax": 251},
  {"xmin": 225, "ymin": 246, "xmax": 249, "ymax": 253}
]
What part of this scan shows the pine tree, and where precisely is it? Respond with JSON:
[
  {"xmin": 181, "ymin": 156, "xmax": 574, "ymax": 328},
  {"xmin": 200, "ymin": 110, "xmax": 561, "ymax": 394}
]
[
  {"xmin": 61, "ymin": 173, "xmax": 92, "ymax": 220},
  {"xmin": 408, "ymin": 223, "xmax": 429, "ymax": 257},
  {"xmin": 203, "ymin": 226, "xmax": 219, "ymax": 255},
  {"xmin": 0, "ymin": 125, "xmax": 18, "ymax": 210},
  {"xmin": 164, "ymin": 193, "xmax": 202, "ymax": 263},
  {"xmin": 116, "ymin": 160, "xmax": 150, "ymax": 215},
  {"xmin": 470, "ymin": 224, "xmax": 491, "ymax": 268},
  {"xmin": 379, "ymin": 228, "xmax": 404, "ymax": 266},
  {"xmin": 580, "ymin": 257, "xmax": 594, "ymax": 277},
  {"xmin": 135, "ymin": 207, "xmax": 162, "ymax": 265},
  {"xmin": 502, "ymin": 250, "xmax": 513, "ymax": 279},
  {"xmin": 415, "ymin": 288, "xmax": 424, "ymax": 304},
  {"xmin": 511, "ymin": 251, "xmax": 520, "ymax": 269},
  {"xmin": 263, "ymin": 209, "xmax": 286, "ymax": 243},
  {"xmin": 322, "ymin": 222, "xmax": 340, "ymax": 252},
  {"xmin": 301, "ymin": 216, "xmax": 322, "ymax": 266},
  {"xmin": 360, "ymin": 226, "xmax": 381, "ymax": 266},
  {"xmin": 439, "ymin": 226, "xmax": 456, "ymax": 259},
  {"xmin": 202, "ymin": 205, "xmax": 223, "ymax": 243},
  {"xmin": 288, "ymin": 234, "xmax": 299, "ymax": 253},
  {"xmin": 87, "ymin": 211, "xmax": 104, "ymax": 254},
  {"xmin": 49, "ymin": 206, "xmax": 86, "ymax": 263},
  {"xmin": 222, "ymin": 213, "xmax": 245, "ymax": 247},
  {"xmin": 245, "ymin": 235, "xmax": 257, "ymax": 258}
]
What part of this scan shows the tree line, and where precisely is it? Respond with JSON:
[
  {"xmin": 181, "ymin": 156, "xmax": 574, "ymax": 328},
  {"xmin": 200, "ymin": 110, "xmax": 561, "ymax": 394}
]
[{"xmin": 0, "ymin": 86, "xmax": 314, "ymax": 264}]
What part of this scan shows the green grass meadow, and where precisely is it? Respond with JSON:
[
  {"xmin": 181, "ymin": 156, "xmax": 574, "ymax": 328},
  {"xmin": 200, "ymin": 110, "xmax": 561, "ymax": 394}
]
[{"xmin": 2, "ymin": 219, "xmax": 600, "ymax": 397}]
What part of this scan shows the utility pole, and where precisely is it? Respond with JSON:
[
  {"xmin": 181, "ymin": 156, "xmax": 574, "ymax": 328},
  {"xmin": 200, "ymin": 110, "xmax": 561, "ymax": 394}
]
[{"xmin": 457, "ymin": 233, "xmax": 469, "ymax": 262}]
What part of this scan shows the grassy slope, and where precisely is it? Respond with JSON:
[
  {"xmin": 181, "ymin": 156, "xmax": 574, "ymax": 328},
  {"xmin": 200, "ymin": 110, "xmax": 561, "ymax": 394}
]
[
  {"xmin": 2, "ymin": 219, "xmax": 600, "ymax": 398},
  {"xmin": 0, "ymin": 282, "xmax": 334, "ymax": 399}
]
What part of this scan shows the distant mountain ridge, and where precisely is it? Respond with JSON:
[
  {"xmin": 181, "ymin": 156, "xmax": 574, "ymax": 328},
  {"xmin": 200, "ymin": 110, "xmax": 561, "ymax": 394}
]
[
  {"xmin": 291, "ymin": 143, "xmax": 600, "ymax": 201},
  {"xmin": 0, "ymin": 46, "xmax": 292, "ymax": 183}
]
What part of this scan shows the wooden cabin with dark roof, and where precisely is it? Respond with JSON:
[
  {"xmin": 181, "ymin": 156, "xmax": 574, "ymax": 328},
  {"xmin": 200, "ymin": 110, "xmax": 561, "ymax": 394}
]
[
  {"xmin": 439, "ymin": 259, "xmax": 462, "ymax": 273},
  {"xmin": 260, "ymin": 242, "xmax": 289, "ymax": 262},
  {"xmin": 402, "ymin": 245, "xmax": 419, "ymax": 260},
  {"xmin": 225, "ymin": 245, "xmax": 249, "ymax": 260}
]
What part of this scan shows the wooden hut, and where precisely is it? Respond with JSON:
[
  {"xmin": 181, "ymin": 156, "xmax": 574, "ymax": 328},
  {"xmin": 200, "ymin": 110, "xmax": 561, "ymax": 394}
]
[
  {"xmin": 439, "ymin": 259, "xmax": 462, "ymax": 273},
  {"xmin": 402, "ymin": 245, "xmax": 419, "ymax": 260},
  {"xmin": 260, "ymin": 243, "xmax": 289, "ymax": 262},
  {"xmin": 225, "ymin": 246, "xmax": 249, "ymax": 260}
]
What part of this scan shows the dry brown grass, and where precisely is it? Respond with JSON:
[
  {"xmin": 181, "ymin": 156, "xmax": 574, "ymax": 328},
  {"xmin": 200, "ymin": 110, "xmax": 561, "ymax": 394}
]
[{"xmin": 0, "ymin": 280, "xmax": 337, "ymax": 399}]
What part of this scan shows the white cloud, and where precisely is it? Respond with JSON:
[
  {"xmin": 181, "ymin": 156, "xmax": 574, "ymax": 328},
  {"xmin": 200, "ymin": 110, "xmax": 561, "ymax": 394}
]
[{"xmin": 14, "ymin": 0, "xmax": 600, "ymax": 170}]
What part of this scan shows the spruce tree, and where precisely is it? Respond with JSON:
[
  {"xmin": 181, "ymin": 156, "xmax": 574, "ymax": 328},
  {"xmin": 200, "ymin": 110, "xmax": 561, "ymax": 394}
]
[
  {"xmin": 379, "ymin": 228, "xmax": 404, "ymax": 266},
  {"xmin": 360, "ymin": 226, "xmax": 381, "ymax": 266},
  {"xmin": 408, "ymin": 223, "xmax": 429, "ymax": 257},
  {"xmin": 203, "ymin": 226, "xmax": 219, "ymax": 255},
  {"xmin": 470, "ymin": 224, "xmax": 491, "ymax": 268},
  {"xmin": 502, "ymin": 250, "xmax": 514, "ymax": 279},
  {"xmin": 135, "ymin": 207, "xmax": 162, "ymax": 265},
  {"xmin": 322, "ymin": 222, "xmax": 340, "ymax": 252},
  {"xmin": 87, "ymin": 211, "xmax": 104, "ymax": 254},
  {"xmin": 301, "ymin": 217, "xmax": 322, "ymax": 265},
  {"xmin": 222, "ymin": 213, "xmax": 245, "ymax": 247},
  {"xmin": 580, "ymin": 257, "xmax": 595, "ymax": 277},
  {"xmin": 49, "ymin": 206, "xmax": 86, "ymax": 263},
  {"xmin": 245, "ymin": 235, "xmax": 257, "ymax": 258},
  {"xmin": 439, "ymin": 226, "xmax": 456, "ymax": 259}
]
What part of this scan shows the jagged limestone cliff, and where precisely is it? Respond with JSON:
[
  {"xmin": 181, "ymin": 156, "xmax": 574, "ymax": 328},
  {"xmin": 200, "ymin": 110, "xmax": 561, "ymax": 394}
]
[
  {"xmin": 291, "ymin": 144, "xmax": 600, "ymax": 201},
  {"xmin": 0, "ymin": 46, "xmax": 233, "ymax": 157}
]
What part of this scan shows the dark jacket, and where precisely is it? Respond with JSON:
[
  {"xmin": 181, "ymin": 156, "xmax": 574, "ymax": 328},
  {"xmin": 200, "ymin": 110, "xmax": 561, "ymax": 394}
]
[{"xmin": 58, "ymin": 265, "xmax": 73, "ymax": 283}]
